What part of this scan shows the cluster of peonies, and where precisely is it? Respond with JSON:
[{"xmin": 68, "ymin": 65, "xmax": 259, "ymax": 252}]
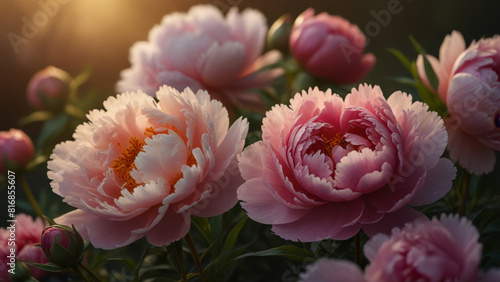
[
  {"xmin": 4, "ymin": 3, "xmax": 500, "ymax": 281},
  {"xmin": 299, "ymin": 214, "xmax": 500, "ymax": 282},
  {"xmin": 0, "ymin": 214, "xmax": 48, "ymax": 281}
]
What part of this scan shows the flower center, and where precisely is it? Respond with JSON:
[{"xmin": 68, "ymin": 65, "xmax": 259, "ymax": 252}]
[
  {"xmin": 111, "ymin": 126, "xmax": 198, "ymax": 192},
  {"xmin": 321, "ymin": 132, "xmax": 346, "ymax": 158}
]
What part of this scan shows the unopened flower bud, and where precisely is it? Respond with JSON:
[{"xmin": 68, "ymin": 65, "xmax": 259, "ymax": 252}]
[
  {"xmin": 0, "ymin": 129, "xmax": 35, "ymax": 174},
  {"xmin": 267, "ymin": 14, "xmax": 293, "ymax": 53},
  {"xmin": 41, "ymin": 224, "xmax": 84, "ymax": 267},
  {"xmin": 27, "ymin": 66, "xmax": 71, "ymax": 110}
]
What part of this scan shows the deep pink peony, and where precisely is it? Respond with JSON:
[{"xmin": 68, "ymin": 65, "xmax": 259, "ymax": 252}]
[
  {"xmin": 0, "ymin": 129, "xmax": 35, "ymax": 174},
  {"xmin": 0, "ymin": 214, "xmax": 48, "ymax": 281},
  {"xmin": 299, "ymin": 214, "xmax": 484, "ymax": 282},
  {"xmin": 237, "ymin": 85, "xmax": 455, "ymax": 241},
  {"xmin": 48, "ymin": 86, "xmax": 248, "ymax": 249},
  {"xmin": 364, "ymin": 214, "xmax": 482, "ymax": 282},
  {"xmin": 290, "ymin": 8, "xmax": 375, "ymax": 85},
  {"xmin": 116, "ymin": 5, "xmax": 282, "ymax": 111},
  {"xmin": 417, "ymin": 31, "xmax": 500, "ymax": 174}
]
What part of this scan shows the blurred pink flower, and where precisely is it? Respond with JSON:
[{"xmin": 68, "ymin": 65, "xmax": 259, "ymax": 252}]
[
  {"xmin": 0, "ymin": 214, "xmax": 48, "ymax": 281},
  {"xmin": 417, "ymin": 31, "xmax": 500, "ymax": 174},
  {"xmin": 364, "ymin": 214, "xmax": 482, "ymax": 282},
  {"xmin": 116, "ymin": 5, "xmax": 282, "ymax": 111},
  {"xmin": 477, "ymin": 268, "xmax": 500, "ymax": 282},
  {"xmin": 290, "ymin": 8, "xmax": 375, "ymax": 85},
  {"xmin": 299, "ymin": 258, "xmax": 365, "ymax": 282},
  {"xmin": 237, "ymin": 85, "xmax": 455, "ymax": 242},
  {"xmin": 26, "ymin": 66, "xmax": 71, "ymax": 110},
  {"xmin": 0, "ymin": 129, "xmax": 35, "ymax": 174},
  {"xmin": 48, "ymin": 86, "xmax": 248, "ymax": 249}
]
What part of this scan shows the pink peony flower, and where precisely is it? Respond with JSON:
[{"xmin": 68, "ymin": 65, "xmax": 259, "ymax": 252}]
[
  {"xmin": 299, "ymin": 258, "xmax": 365, "ymax": 282},
  {"xmin": 364, "ymin": 214, "xmax": 482, "ymax": 282},
  {"xmin": 290, "ymin": 8, "xmax": 375, "ymax": 85},
  {"xmin": 0, "ymin": 214, "xmax": 48, "ymax": 281},
  {"xmin": 0, "ymin": 129, "xmax": 35, "ymax": 174},
  {"xmin": 417, "ymin": 31, "xmax": 500, "ymax": 174},
  {"xmin": 237, "ymin": 85, "xmax": 455, "ymax": 242},
  {"xmin": 48, "ymin": 86, "xmax": 248, "ymax": 249},
  {"xmin": 116, "ymin": 5, "xmax": 282, "ymax": 111},
  {"xmin": 26, "ymin": 66, "xmax": 71, "ymax": 110}
]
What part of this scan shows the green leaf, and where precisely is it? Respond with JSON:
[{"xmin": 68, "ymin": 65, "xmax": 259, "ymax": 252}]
[
  {"xmin": 222, "ymin": 216, "xmax": 248, "ymax": 253},
  {"xmin": 409, "ymin": 35, "xmax": 424, "ymax": 54},
  {"xmin": 387, "ymin": 48, "xmax": 413, "ymax": 73},
  {"xmin": 166, "ymin": 240, "xmax": 186, "ymax": 279},
  {"xmin": 191, "ymin": 216, "xmax": 211, "ymax": 243},
  {"xmin": 18, "ymin": 111, "xmax": 55, "ymax": 125},
  {"xmin": 388, "ymin": 76, "xmax": 417, "ymax": 87},
  {"xmin": 36, "ymin": 112, "xmax": 69, "ymax": 150},
  {"xmin": 234, "ymin": 245, "xmax": 313, "ymax": 262},
  {"xmin": 421, "ymin": 52, "xmax": 440, "ymax": 91},
  {"xmin": 22, "ymin": 261, "xmax": 69, "ymax": 272}
]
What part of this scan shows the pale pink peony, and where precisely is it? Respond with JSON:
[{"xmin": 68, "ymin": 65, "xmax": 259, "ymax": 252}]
[
  {"xmin": 0, "ymin": 214, "xmax": 48, "ymax": 281},
  {"xmin": 116, "ymin": 5, "xmax": 282, "ymax": 111},
  {"xmin": 364, "ymin": 214, "xmax": 482, "ymax": 282},
  {"xmin": 299, "ymin": 258, "xmax": 365, "ymax": 282},
  {"xmin": 26, "ymin": 66, "xmax": 71, "ymax": 110},
  {"xmin": 417, "ymin": 31, "xmax": 500, "ymax": 174},
  {"xmin": 0, "ymin": 129, "xmax": 35, "ymax": 174},
  {"xmin": 237, "ymin": 85, "xmax": 455, "ymax": 241},
  {"xmin": 48, "ymin": 86, "xmax": 248, "ymax": 249},
  {"xmin": 290, "ymin": 8, "xmax": 375, "ymax": 85}
]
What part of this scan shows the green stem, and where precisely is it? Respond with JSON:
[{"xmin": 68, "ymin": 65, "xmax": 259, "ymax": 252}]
[
  {"xmin": 19, "ymin": 174, "xmax": 44, "ymax": 221},
  {"xmin": 459, "ymin": 171, "xmax": 471, "ymax": 216},
  {"xmin": 134, "ymin": 244, "xmax": 153, "ymax": 282},
  {"xmin": 184, "ymin": 233, "xmax": 206, "ymax": 282},
  {"xmin": 72, "ymin": 265, "xmax": 90, "ymax": 282},
  {"xmin": 355, "ymin": 233, "xmax": 361, "ymax": 266},
  {"xmin": 79, "ymin": 263, "xmax": 102, "ymax": 282}
]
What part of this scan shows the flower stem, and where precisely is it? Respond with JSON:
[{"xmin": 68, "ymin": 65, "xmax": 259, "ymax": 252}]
[
  {"xmin": 354, "ymin": 232, "xmax": 361, "ymax": 266},
  {"xmin": 134, "ymin": 243, "xmax": 153, "ymax": 282},
  {"xmin": 19, "ymin": 174, "xmax": 44, "ymax": 221},
  {"xmin": 79, "ymin": 263, "xmax": 102, "ymax": 282},
  {"xmin": 184, "ymin": 233, "xmax": 206, "ymax": 282},
  {"xmin": 459, "ymin": 171, "xmax": 471, "ymax": 216}
]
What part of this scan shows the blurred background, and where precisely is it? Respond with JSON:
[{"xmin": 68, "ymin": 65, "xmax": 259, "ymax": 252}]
[{"xmin": 1, "ymin": 0, "xmax": 499, "ymax": 131}]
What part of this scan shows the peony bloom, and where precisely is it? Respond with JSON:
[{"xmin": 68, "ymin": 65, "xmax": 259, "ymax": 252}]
[
  {"xmin": 0, "ymin": 214, "xmax": 48, "ymax": 281},
  {"xmin": 299, "ymin": 214, "xmax": 484, "ymax": 282},
  {"xmin": 41, "ymin": 225, "xmax": 84, "ymax": 267},
  {"xmin": 48, "ymin": 86, "xmax": 248, "ymax": 249},
  {"xmin": 26, "ymin": 66, "xmax": 71, "ymax": 110},
  {"xmin": 364, "ymin": 214, "xmax": 482, "ymax": 282},
  {"xmin": 417, "ymin": 31, "xmax": 500, "ymax": 174},
  {"xmin": 0, "ymin": 129, "xmax": 35, "ymax": 174},
  {"xmin": 117, "ymin": 5, "xmax": 282, "ymax": 111},
  {"xmin": 299, "ymin": 258, "xmax": 365, "ymax": 282},
  {"xmin": 290, "ymin": 8, "xmax": 375, "ymax": 85},
  {"xmin": 237, "ymin": 85, "xmax": 455, "ymax": 241}
]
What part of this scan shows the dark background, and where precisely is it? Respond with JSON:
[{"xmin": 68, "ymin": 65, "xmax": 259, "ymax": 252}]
[{"xmin": 1, "ymin": 0, "xmax": 499, "ymax": 131}]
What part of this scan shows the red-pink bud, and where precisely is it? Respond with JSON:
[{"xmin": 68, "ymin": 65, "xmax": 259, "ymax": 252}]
[
  {"xmin": 41, "ymin": 225, "xmax": 84, "ymax": 267},
  {"xmin": 27, "ymin": 66, "xmax": 71, "ymax": 110},
  {"xmin": 290, "ymin": 8, "xmax": 376, "ymax": 85},
  {"xmin": 0, "ymin": 129, "xmax": 35, "ymax": 173}
]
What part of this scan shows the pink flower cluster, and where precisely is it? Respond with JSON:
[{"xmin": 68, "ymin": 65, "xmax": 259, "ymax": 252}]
[
  {"xmin": 117, "ymin": 5, "xmax": 282, "ymax": 111},
  {"xmin": 418, "ymin": 31, "xmax": 500, "ymax": 174},
  {"xmin": 0, "ymin": 214, "xmax": 48, "ymax": 281},
  {"xmin": 48, "ymin": 86, "xmax": 248, "ymax": 249},
  {"xmin": 237, "ymin": 85, "xmax": 456, "ymax": 241},
  {"xmin": 299, "ymin": 214, "xmax": 499, "ymax": 282}
]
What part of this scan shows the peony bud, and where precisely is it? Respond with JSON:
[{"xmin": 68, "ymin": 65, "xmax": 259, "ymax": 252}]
[
  {"xmin": 290, "ymin": 8, "xmax": 375, "ymax": 85},
  {"xmin": 27, "ymin": 66, "xmax": 71, "ymax": 110},
  {"xmin": 41, "ymin": 225, "xmax": 84, "ymax": 267},
  {"xmin": 267, "ymin": 14, "xmax": 293, "ymax": 53},
  {"xmin": 0, "ymin": 129, "xmax": 35, "ymax": 174}
]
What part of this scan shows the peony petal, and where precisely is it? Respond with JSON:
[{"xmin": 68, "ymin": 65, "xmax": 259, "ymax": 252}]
[
  {"xmin": 439, "ymin": 31, "xmax": 466, "ymax": 76},
  {"xmin": 272, "ymin": 200, "xmax": 364, "ymax": 241},
  {"xmin": 409, "ymin": 158, "xmax": 455, "ymax": 206},
  {"xmin": 299, "ymin": 258, "xmax": 366, "ymax": 282},
  {"xmin": 361, "ymin": 206, "xmax": 427, "ymax": 237},
  {"xmin": 145, "ymin": 210, "xmax": 191, "ymax": 246},
  {"xmin": 198, "ymin": 41, "xmax": 246, "ymax": 88}
]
